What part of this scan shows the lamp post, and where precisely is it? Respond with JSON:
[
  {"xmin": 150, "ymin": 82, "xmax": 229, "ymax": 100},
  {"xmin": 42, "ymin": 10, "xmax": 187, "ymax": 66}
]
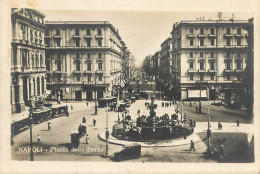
[
  {"xmin": 105, "ymin": 103, "xmax": 109, "ymax": 156},
  {"xmin": 94, "ymin": 70, "xmax": 97, "ymax": 115},
  {"xmin": 196, "ymin": 76, "xmax": 202, "ymax": 113},
  {"xmin": 117, "ymin": 82, "xmax": 120, "ymax": 122},
  {"xmin": 207, "ymin": 102, "xmax": 211, "ymax": 151},
  {"xmin": 28, "ymin": 98, "xmax": 34, "ymax": 161}
]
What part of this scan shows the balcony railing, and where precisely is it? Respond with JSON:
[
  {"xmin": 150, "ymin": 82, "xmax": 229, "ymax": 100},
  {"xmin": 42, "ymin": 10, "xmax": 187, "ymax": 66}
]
[
  {"xmin": 73, "ymin": 70, "xmax": 82, "ymax": 74},
  {"xmin": 46, "ymin": 46, "xmax": 110, "ymax": 49},
  {"xmin": 73, "ymin": 34, "xmax": 81, "ymax": 39},
  {"xmin": 44, "ymin": 35, "xmax": 51, "ymax": 39},
  {"xmin": 234, "ymin": 34, "xmax": 243, "ymax": 38},
  {"xmin": 84, "ymin": 70, "xmax": 92, "ymax": 74},
  {"xmin": 208, "ymin": 34, "xmax": 217, "ymax": 38},
  {"xmin": 198, "ymin": 34, "xmax": 206, "ymax": 38},
  {"xmin": 187, "ymin": 69, "xmax": 196, "ymax": 73},
  {"xmin": 84, "ymin": 34, "xmax": 92, "ymax": 39},
  {"xmin": 224, "ymin": 69, "xmax": 233, "ymax": 73},
  {"xmin": 95, "ymin": 34, "xmax": 103, "ymax": 39},
  {"xmin": 224, "ymin": 33, "xmax": 233, "ymax": 38},
  {"xmin": 53, "ymin": 35, "xmax": 62, "ymax": 39},
  {"xmin": 198, "ymin": 69, "xmax": 206, "ymax": 73},
  {"xmin": 234, "ymin": 69, "xmax": 243, "ymax": 73},
  {"xmin": 208, "ymin": 69, "xmax": 217, "ymax": 73},
  {"xmin": 187, "ymin": 34, "xmax": 195, "ymax": 38}
]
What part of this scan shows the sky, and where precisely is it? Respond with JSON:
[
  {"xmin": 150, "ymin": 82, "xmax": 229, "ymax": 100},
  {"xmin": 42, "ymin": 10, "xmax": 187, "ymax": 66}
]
[{"xmin": 40, "ymin": 10, "xmax": 253, "ymax": 66}]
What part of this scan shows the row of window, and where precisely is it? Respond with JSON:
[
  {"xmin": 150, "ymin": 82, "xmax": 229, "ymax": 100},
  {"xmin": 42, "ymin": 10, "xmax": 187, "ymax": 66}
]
[
  {"xmin": 188, "ymin": 38, "xmax": 243, "ymax": 46},
  {"xmin": 189, "ymin": 60, "xmax": 242, "ymax": 70},
  {"xmin": 20, "ymin": 49, "xmax": 44, "ymax": 68},
  {"xmin": 46, "ymin": 60, "xmax": 103, "ymax": 71},
  {"xmin": 189, "ymin": 74, "xmax": 242, "ymax": 81},
  {"xmin": 47, "ymin": 28, "xmax": 103, "ymax": 36},
  {"xmin": 189, "ymin": 52, "xmax": 244, "ymax": 58},
  {"xmin": 189, "ymin": 27, "xmax": 243, "ymax": 35},
  {"xmin": 20, "ymin": 24, "xmax": 43, "ymax": 45},
  {"xmin": 46, "ymin": 39, "xmax": 103, "ymax": 47},
  {"xmin": 51, "ymin": 74, "xmax": 103, "ymax": 82}
]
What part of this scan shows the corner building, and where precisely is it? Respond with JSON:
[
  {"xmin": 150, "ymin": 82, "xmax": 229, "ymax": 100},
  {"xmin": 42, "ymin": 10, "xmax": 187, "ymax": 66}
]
[
  {"xmin": 171, "ymin": 20, "xmax": 249, "ymax": 101},
  {"xmin": 45, "ymin": 21, "xmax": 125, "ymax": 101},
  {"xmin": 11, "ymin": 8, "xmax": 46, "ymax": 113}
]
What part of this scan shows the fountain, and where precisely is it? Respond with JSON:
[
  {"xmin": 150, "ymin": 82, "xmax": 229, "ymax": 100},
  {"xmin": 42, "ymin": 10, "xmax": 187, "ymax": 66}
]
[{"xmin": 112, "ymin": 96, "xmax": 194, "ymax": 141}]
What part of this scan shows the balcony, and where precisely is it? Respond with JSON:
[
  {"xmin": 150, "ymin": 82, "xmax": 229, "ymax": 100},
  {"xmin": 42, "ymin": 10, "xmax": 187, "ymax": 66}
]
[
  {"xmin": 187, "ymin": 69, "xmax": 196, "ymax": 73},
  {"xmin": 73, "ymin": 34, "xmax": 81, "ymax": 39},
  {"xmin": 198, "ymin": 69, "xmax": 206, "ymax": 73},
  {"xmin": 44, "ymin": 35, "xmax": 51, "ymax": 39},
  {"xmin": 224, "ymin": 33, "xmax": 233, "ymax": 38},
  {"xmin": 95, "ymin": 34, "xmax": 103, "ymax": 39},
  {"xmin": 187, "ymin": 34, "xmax": 195, "ymax": 38},
  {"xmin": 224, "ymin": 56, "xmax": 232, "ymax": 59},
  {"xmin": 54, "ymin": 70, "xmax": 63, "ymax": 74},
  {"xmin": 53, "ymin": 35, "xmax": 62, "ymax": 39},
  {"xmin": 208, "ymin": 69, "xmax": 217, "ymax": 73},
  {"xmin": 197, "ymin": 34, "xmax": 206, "ymax": 38},
  {"xmin": 208, "ymin": 34, "xmax": 216, "ymax": 38},
  {"xmin": 208, "ymin": 57, "xmax": 216, "ymax": 61},
  {"xmin": 84, "ymin": 34, "xmax": 92, "ymax": 39},
  {"xmin": 84, "ymin": 70, "xmax": 92, "ymax": 74},
  {"xmin": 234, "ymin": 34, "xmax": 243, "ymax": 38},
  {"xmin": 234, "ymin": 69, "xmax": 243, "ymax": 73},
  {"xmin": 73, "ymin": 70, "xmax": 82, "ymax": 74},
  {"xmin": 224, "ymin": 69, "xmax": 233, "ymax": 73},
  {"xmin": 198, "ymin": 57, "xmax": 206, "ymax": 61}
]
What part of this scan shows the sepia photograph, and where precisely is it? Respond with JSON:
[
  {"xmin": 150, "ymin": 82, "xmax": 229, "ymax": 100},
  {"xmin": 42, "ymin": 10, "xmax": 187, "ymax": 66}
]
[{"xmin": 1, "ymin": 0, "xmax": 259, "ymax": 173}]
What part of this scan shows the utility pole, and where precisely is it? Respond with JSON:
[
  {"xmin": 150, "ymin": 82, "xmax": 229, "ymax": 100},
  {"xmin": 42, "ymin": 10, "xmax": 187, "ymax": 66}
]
[
  {"xmin": 94, "ymin": 70, "xmax": 97, "ymax": 114},
  {"xmin": 207, "ymin": 102, "xmax": 211, "ymax": 151},
  {"xmin": 29, "ymin": 99, "xmax": 34, "ymax": 161}
]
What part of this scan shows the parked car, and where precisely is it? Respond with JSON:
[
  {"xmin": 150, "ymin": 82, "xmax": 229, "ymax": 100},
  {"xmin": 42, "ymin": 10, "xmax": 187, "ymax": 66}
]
[{"xmin": 113, "ymin": 143, "xmax": 141, "ymax": 161}]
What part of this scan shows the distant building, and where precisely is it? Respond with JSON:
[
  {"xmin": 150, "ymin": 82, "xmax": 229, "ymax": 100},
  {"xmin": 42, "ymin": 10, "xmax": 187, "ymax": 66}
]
[
  {"xmin": 171, "ymin": 20, "xmax": 249, "ymax": 101},
  {"xmin": 44, "ymin": 21, "xmax": 128, "ymax": 101},
  {"xmin": 11, "ymin": 8, "xmax": 46, "ymax": 113}
]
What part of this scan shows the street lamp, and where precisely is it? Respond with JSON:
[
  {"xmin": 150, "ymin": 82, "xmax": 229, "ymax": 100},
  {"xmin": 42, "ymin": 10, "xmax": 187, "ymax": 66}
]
[
  {"xmin": 94, "ymin": 70, "xmax": 98, "ymax": 115},
  {"xmin": 207, "ymin": 102, "xmax": 211, "ymax": 151},
  {"xmin": 196, "ymin": 76, "xmax": 202, "ymax": 113},
  {"xmin": 105, "ymin": 103, "xmax": 109, "ymax": 156},
  {"xmin": 28, "ymin": 97, "xmax": 34, "ymax": 161}
]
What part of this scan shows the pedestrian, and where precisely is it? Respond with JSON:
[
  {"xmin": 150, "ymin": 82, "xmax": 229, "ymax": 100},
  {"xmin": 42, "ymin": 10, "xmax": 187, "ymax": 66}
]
[
  {"xmin": 218, "ymin": 122, "xmax": 221, "ymax": 130},
  {"xmin": 47, "ymin": 122, "xmax": 51, "ymax": 131},
  {"xmin": 195, "ymin": 106, "xmax": 198, "ymax": 113},
  {"xmin": 66, "ymin": 104, "xmax": 68, "ymax": 109},
  {"xmin": 83, "ymin": 117, "xmax": 86, "ymax": 123},
  {"xmin": 86, "ymin": 134, "xmax": 89, "ymax": 144},
  {"xmin": 71, "ymin": 104, "xmax": 73, "ymax": 110},
  {"xmin": 219, "ymin": 144, "xmax": 224, "ymax": 156},
  {"xmin": 169, "ymin": 102, "xmax": 171, "ymax": 107},
  {"xmin": 190, "ymin": 140, "xmax": 195, "ymax": 151},
  {"xmin": 78, "ymin": 125, "xmax": 82, "ymax": 137},
  {"xmin": 190, "ymin": 101, "xmax": 192, "ymax": 107},
  {"xmin": 37, "ymin": 135, "xmax": 41, "ymax": 144},
  {"xmin": 193, "ymin": 120, "xmax": 196, "ymax": 127},
  {"xmin": 220, "ymin": 123, "xmax": 223, "ymax": 130},
  {"xmin": 66, "ymin": 110, "xmax": 69, "ymax": 117},
  {"xmin": 86, "ymin": 102, "xmax": 89, "ymax": 107},
  {"xmin": 93, "ymin": 119, "xmax": 96, "ymax": 126},
  {"xmin": 236, "ymin": 120, "xmax": 240, "ymax": 127}
]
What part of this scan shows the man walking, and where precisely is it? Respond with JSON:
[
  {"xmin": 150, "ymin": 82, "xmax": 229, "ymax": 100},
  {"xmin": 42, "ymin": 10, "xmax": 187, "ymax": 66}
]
[
  {"xmin": 37, "ymin": 135, "xmax": 41, "ymax": 144},
  {"xmin": 190, "ymin": 140, "xmax": 195, "ymax": 151},
  {"xmin": 93, "ymin": 119, "xmax": 96, "ymax": 126}
]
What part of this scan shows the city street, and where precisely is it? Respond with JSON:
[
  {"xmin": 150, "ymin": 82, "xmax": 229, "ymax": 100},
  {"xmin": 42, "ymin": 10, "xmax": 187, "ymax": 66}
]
[{"xmin": 11, "ymin": 98, "xmax": 253, "ymax": 162}]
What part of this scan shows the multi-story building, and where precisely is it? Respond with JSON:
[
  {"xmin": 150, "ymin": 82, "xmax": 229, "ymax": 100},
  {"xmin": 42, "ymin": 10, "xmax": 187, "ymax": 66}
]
[
  {"xmin": 44, "ymin": 21, "xmax": 127, "ymax": 101},
  {"xmin": 11, "ymin": 8, "xmax": 46, "ymax": 113},
  {"xmin": 160, "ymin": 37, "xmax": 173, "ymax": 75},
  {"xmin": 171, "ymin": 20, "xmax": 249, "ymax": 101}
]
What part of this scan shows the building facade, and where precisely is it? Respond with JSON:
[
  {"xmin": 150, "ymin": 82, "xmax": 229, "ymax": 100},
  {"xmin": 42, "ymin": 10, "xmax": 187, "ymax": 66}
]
[
  {"xmin": 171, "ymin": 20, "xmax": 249, "ymax": 101},
  {"xmin": 11, "ymin": 8, "xmax": 46, "ymax": 113},
  {"xmin": 44, "ymin": 21, "xmax": 128, "ymax": 101}
]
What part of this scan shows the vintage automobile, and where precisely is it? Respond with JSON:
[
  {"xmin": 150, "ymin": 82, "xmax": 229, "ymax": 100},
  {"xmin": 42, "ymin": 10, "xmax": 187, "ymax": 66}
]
[{"xmin": 113, "ymin": 143, "xmax": 141, "ymax": 161}]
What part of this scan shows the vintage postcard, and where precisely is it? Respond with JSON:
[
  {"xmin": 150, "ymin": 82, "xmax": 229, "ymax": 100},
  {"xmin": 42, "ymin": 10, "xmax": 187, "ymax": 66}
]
[{"xmin": 1, "ymin": 0, "xmax": 259, "ymax": 173}]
